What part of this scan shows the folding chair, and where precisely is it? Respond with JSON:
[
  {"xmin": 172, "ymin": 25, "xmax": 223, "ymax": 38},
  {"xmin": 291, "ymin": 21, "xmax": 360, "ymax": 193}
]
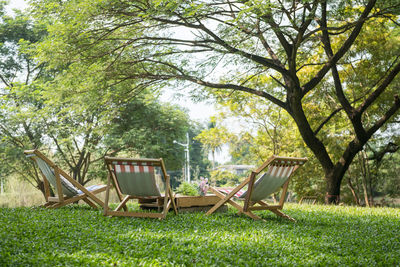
[
  {"xmin": 299, "ymin": 196, "xmax": 317, "ymax": 205},
  {"xmin": 104, "ymin": 156, "xmax": 178, "ymax": 219},
  {"xmin": 24, "ymin": 150, "xmax": 106, "ymax": 209},
  {"xmin": 206, "ymin": 155, "xmax": 307, "ymax": 221}
]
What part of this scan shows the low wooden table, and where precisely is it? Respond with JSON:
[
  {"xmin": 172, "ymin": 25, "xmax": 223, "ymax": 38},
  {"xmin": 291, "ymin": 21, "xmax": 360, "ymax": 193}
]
[
  {"xmin": 175, "ymin": 194, "xmax": 227, "ymax": 213},
  {"xmin": 139, "ymin": 194, "xmax": 227, "ymax": 213}
]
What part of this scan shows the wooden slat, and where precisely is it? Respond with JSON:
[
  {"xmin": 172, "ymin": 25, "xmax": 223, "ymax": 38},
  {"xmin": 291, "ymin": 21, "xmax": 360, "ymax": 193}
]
[
  {"xmin": 47, "ymin": 197, "xmax": 61, "ymax": 202},
  {"xmin": 104, "ymin": 156, "xmax": 162, "ymax": 166},
  {"xmin": 57, "ymin": 168, "xmax": 105, "ymax": 207},
  {"xmin": 207, "ymin": 187, "xmax": 261, "ymax": 220},
  {"xmin": 54, "ymin": 167, "xmax": 64, "ymax": 203},
  {"xmin": 103, "ymin": 173, "xmax": 112, "ymax": 216},
  {"xmin": 115, "ymin": 195, "xmax": 131, "ymax": 211},
  {"xmin": 243, "ymin": 171, "xmax": 256, "ymax": 211},
  {"xmin": 175, "ymin": 195, "xmax": 221, "ymax": 208},
  {"xmin": 248, "ymin": 205, "xmax": 280, "ymax": 211}
]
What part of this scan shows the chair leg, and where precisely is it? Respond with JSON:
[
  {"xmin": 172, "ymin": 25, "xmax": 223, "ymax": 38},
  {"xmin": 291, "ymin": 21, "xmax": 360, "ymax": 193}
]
[
  {"xmin": 163, "ymin": 199, "xmax": 173, "ymax": 219},
  {"xmin": 161, "ymin": 194, "xmax": 170, "ymax": 219},
  {"xmin": 271, "ymin": 209, "xmax": 296, "ymax": 222},
  {"xmin": 170, "ymin": 189, "xmax": 178, "ymax": 215},
  {"xmin": 206, "ymin": 187, "xmax": 230, "ymax": 215},
  {"xmin": 206, "ymin": 188, "xmax": 262, "ymax": 220},
  {"xmin": 42, "ymin": 202, "xmax": 54, "ymax": 208},
  {"xmin": 82, "ymin": 197, "xmax": 98, "ymax": 209},
  {"xmin": 115, "ymin": 196, "xmax": 130, "ymax": 211},
  {"xmin": 227, "ymin": 200, "xmax": 261, "ymax": 220}
]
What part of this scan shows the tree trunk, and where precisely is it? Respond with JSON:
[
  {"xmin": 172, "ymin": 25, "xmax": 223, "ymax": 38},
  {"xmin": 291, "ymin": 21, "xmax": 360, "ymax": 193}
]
[
  {"xmin": 364, "ymin": 152, "xmax": 374, "ymax": 207},
  {"xmin": 325, "ymin": 171, "xmax": 342, "ymax": 204},
  {"xmin": 347, "ymin": 177, "xmax": 360, "ymax": 206},
  {"xmin": 289, "ymin": 108, "xmax": 358, "ymax": 204},
  {"xmin": 323, "ymin": 144, "xmax": 362, "ymax": 204},
  {"xmin": 211, "ymin": 150, "xmax": 215, "ymax": 170},
  {"xmin": 358, "ymin": 152, "xmax": 370, "ymax": 207}
]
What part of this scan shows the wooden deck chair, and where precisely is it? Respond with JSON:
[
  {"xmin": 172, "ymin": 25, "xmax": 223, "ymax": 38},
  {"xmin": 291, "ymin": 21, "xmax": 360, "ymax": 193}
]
[
  {"xmin": 299, "ymin": 196, "xmax": 317, "ymax": 205},
  {"xmin": 24, "ymin": 150, "xmax": 106, "ymax": 209},
  {"xmin": 103, "ymin": 156, "xmax": 178, "ymax": 219},
  {"xmin": 206, "ymin": 155, "xmax": 307, "ymax": 221}
]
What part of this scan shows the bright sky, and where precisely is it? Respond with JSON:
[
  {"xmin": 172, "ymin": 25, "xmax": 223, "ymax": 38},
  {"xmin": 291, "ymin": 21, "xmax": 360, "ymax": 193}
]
[{"xmin": 6, "ymin": 0, "xmax": 26, "ymax": 12}]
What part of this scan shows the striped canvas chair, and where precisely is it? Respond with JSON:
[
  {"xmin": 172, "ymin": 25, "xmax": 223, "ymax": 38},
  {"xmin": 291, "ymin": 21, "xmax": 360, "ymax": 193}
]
[
  {"xmin": 206, "ymin": 155, "xmax": 307, "ymax": 221},
  {"xmin": 104, "ymin": 156, "xmax": 178, "ymax": 219},
  {"xmin": 24, "ymin": 150, "xmax": 106, "ymax": 209},
  {"xmin": 299, "ymin": 196, "xmax": 317, "ymax": 205}
]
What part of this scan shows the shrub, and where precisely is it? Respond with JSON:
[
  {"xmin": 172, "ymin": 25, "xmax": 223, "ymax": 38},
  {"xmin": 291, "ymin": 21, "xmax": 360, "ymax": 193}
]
[{"xmin": 176, "ymin": 182, "xmax": 198, "ymax": 196}]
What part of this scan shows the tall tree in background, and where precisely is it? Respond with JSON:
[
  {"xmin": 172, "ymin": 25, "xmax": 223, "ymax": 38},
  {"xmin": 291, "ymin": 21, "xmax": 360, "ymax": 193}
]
[
  {"xmin": 0, "ymin": 3, "xmax": 49, "ymax": 195},
  {"xmin": 213, "ymin": 91, "xmax": 304, "ymax": 158},
  {"xmin": 0, "ymin": 3, "xmax": 202, "ymax": 196},
  {"xmin": 104, "ymin": 95, "xmax": 191, "ymax": 170},
  {"xmin": 32, "ymin": 0, "xmax": 400, "ymax": 203},
  {"xmin": 195, "ymin": 118, "xmax": 232, "ymax": 169}
]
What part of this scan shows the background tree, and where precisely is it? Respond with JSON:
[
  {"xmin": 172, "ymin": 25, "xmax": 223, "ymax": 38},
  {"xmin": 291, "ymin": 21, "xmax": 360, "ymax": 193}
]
[
  {"xmin": 345, "ymin": 137, "xmax": 400, "ymax": 206},
  {"xmin": 195, "ymin": 118, "xmax": 233, "ymax": 169},
  {"xmin": 105, "ymin": 96, "xmax": 190, "ymax": 168},
  {"xmin": 0, "ymin": 3, "xmax": 206, "ymax": 197},
  {"xmin": 31, "ymin": 0, "xmax": 400, "ymax": 203},
  {"xmin": 211, "ymin": 91, "xmax": 326, "ymax": 200},
  {"xmin": 0, "ymin": 4, "xmax": 49, "ymax": 195},
  {"xmin": 189, "ymin": 124, "xmax": 212, "ymax": 180}
]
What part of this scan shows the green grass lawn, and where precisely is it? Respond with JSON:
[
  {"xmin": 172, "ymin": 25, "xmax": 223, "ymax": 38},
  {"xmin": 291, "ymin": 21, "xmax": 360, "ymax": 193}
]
[{"xmin": 1, "ymin": 204, "xmax": 399, "ymax": 266}]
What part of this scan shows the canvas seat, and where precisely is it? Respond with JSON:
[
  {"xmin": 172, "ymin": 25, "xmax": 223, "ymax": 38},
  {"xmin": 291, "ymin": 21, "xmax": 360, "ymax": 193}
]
[
  {"xmin": 103, "ymin": 156, "xmax": 178, "ymax": 219},
  {"xmin": 24, "ymin": 150, "xmax": 106, "ymax": 209},
  {"xmin": 206, "ymin": 155, "xmax": 307, "ymax": 221}
]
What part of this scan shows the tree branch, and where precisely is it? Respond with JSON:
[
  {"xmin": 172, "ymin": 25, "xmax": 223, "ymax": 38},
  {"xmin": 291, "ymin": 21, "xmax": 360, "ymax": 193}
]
[
  {"xmin": 302, "ymin": 0, "xmax": 377, "ymax": 95},
  {"xmin": 358, "ymin": 59, "xmax": 400, "ymax": 114},
  {"xmin": 366, "ymin": 95, "xmax": 400, "ymax": 138}
]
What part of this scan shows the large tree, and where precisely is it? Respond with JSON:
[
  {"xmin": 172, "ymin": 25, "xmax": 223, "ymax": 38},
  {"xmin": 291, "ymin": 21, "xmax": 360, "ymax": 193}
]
[
  {"xmin": 32, "ymin": 0, "xmax": 400, "ymax": 203},
  {"xmin": 0, "ymin": 4, "xmax": 199, "ymax": 195},
  {"xmin": 0, "ymin": 3, "xmax": 49, "ymax": 195}
]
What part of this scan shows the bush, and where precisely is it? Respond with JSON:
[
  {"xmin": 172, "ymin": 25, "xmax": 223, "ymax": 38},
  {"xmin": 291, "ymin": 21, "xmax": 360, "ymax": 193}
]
[
  {"xmin": 210, "ymin": 170, "xmax": 241, "ymax": 186},
  {"xmin": 176, "ymin": 182, "xmax": 198, "ymax": 196}
]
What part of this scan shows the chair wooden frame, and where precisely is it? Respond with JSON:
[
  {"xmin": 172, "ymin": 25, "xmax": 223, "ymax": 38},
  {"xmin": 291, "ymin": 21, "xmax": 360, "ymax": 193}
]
[
  {"xmin": 299, "ymin": 196, "xmax": 317, "ymax": 205},
  {"xmin": 24, "ymin": 150, "xmax": 106, "ymax": 209},
  {"xmin": 104, "ymin": 156, "xmax": 178, "ymax": 219},
  {"xmin": 206, "ymin": 155, "xmax": 307, "ymax": 221}
]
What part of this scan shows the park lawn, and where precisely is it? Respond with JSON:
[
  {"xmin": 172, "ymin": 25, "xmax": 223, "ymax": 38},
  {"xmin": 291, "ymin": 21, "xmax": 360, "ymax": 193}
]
[{"xmin": 0, "ymin": 203, "xmax": 399, "ymax": 266}]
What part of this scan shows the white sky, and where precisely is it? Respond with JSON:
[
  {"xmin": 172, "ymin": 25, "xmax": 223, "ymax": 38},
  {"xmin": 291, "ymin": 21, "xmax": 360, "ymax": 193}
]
[
  {"xmin": 6, "ymin": 0, "xmax": 27, "ymax": 13},
  {"xmin": 6, "ymin": 0, "xmax": 231, "ymax": 163}
]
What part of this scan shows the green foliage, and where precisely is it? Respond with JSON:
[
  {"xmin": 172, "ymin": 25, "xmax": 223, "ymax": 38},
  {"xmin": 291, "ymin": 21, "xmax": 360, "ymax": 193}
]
[
  {"xmin": 105, "ymin": 96, "xmax": 190, "ymax": 170},
  {"xmin": 176, "ymin": 182, "xmax": 198, "ymax": 196},
  {"xmin": 377, "ymin": 152, "xmax": 400, "ymax": 197},
  {"xmin": 188, "ymin": 124, "xmax": 212, "ymax": 180},
  {"xmin": 0, "ymin": 5, "xmax": 49, "ymax": 193},
  {"xmin": 28, "ymin": 0, "xmax": 400, "ymax": 200},
  {"xmin": 209, "ymin": 169, "xmax": 241, "ymax": 187},
  {"xmin": 0, "ymin": 204, "xmax": 399, "ymax": 266},
  {"xmin": 0, "ymin": 4, "xmax": 208, "ymax": 193},
  {"xmin": 195, "ymin": 123, "xmax": 233, "ymax": 168}
]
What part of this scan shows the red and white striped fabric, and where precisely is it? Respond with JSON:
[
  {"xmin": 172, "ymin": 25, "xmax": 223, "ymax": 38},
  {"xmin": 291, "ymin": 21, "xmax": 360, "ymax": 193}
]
[
  {"xmin": 112, "ymin": 161, "xmax": 155, "ymax": 174},
  {"xmin": 114, "ymin": 164, "xmax": 154, "ymax": 174},
  {"xmin": 216, "ymin": 187, "xmax": 246, "ymax": 198}
]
